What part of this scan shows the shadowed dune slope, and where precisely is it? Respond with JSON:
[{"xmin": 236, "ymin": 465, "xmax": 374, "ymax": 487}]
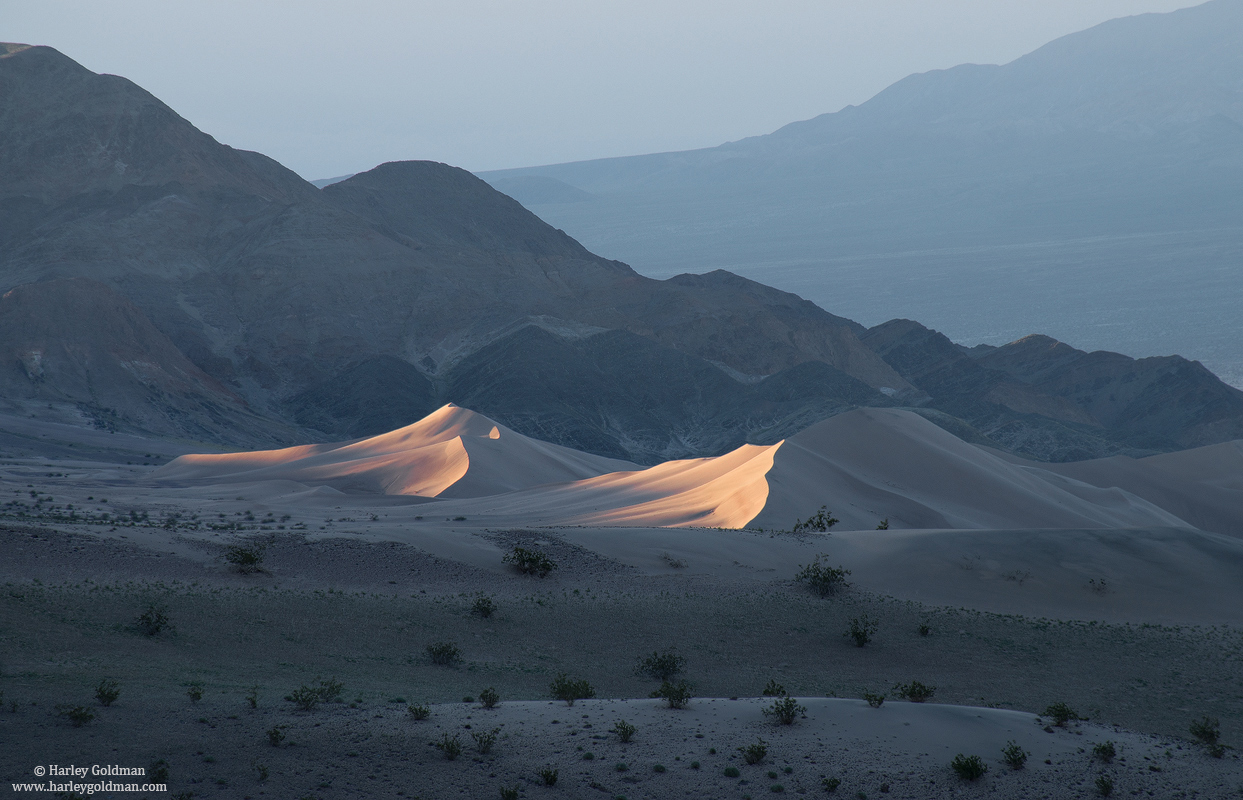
[
  {"xmin": 750, "ymin": 408, "xmax": 1191, "ymax": 531},
  {"xmin": 154, "ymin": 404, "xmax": 636, "ymax": 497}
]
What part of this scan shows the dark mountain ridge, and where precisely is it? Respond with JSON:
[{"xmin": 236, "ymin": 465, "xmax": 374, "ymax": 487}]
[{"xmin": 2, "ymin": 41, "xmax": 1242, "ymax": 463}]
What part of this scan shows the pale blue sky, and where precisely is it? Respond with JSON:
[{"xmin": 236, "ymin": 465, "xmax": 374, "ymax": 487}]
[{"xmin": 5, "ymin": 0, "xmax": 1204, "ymax": 178}]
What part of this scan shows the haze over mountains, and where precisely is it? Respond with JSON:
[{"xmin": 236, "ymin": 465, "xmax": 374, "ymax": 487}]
[
  {"xmin": 481, "ymin": 0, "xmax": 1243, "ymax": 389},
  {"xmin": 2, "ymin": 36, "xmax": 1242, "ymax": 465}
]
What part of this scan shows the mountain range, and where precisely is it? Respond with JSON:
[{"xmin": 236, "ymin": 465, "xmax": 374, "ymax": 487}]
[
  {"xmin": 2, "ymin": 39, "xmax": 1242, "ymax": 463},
  {"xmin": 480, "ymin": 0, "xmax": 1243, "ymax": 390}
]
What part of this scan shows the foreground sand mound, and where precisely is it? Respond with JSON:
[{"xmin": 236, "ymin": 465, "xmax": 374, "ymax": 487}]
[{"xmin": 154, "ymin": 404, "xmax": 635, "ymax": 497}]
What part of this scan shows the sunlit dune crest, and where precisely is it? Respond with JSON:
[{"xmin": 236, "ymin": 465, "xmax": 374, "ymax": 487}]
[{"xmin": 155, "ymin": 404, "xmax": 634, "ymax": 498}]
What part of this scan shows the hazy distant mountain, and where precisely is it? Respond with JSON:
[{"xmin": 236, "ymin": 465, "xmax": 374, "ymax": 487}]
[
  {"xmin": 2, "ymin": 39, "xmax": 1241, "ymax": 462},
  {"xmin": 479, "ymin": 0, "xmax": 1243, "ymax": 389}
]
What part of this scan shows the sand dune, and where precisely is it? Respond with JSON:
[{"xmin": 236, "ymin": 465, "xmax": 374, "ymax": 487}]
[
  {"xmin": 157, "ymin": 404, "xmax": 1243, "ymax": 532},
  {"xmin": 751, "ymin": 408, "xmax": 1190, "ymax": 531},
  {"xmin": 154, "ymin": 404, "xmax": 635, "ymax": 497}
]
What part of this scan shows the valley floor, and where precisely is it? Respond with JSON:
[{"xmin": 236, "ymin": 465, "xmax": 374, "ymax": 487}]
[{"xmin": 1, "ymin": 459, "xmax": 1241, "ymax": 799}]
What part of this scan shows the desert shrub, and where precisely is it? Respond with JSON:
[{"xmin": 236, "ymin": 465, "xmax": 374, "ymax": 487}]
[
  {"xmin": 1044, "ymin": 702, "xmax": 1079, "ymax": 727},
  {"xmin": 1092, "ymin": 741, "xmax": 1116, "ymax": 763},
  {"xmin": 740, "ymin": 739, "xmax": 768, "ymax": 765},
  {"xmin": 791, "ymin": 506, "xmax": 839, "ymax": 533},
  {"xmin": 652, "ymin": 679, "xmax": 692, "ymax": 709},
  {"xmin": 762, "ymin": 679, "xmax": 786, "ymax": 697},
  {"xmin": 1190, "ymin": 716, "xmax": 1225, "ymax": 757},
  {"xmin": 479, "ymin": 687, "xmax": 500, "ymax": 709},
  {"xmin": 472, "ymin": 727, "xmax": 499, "ymax": 754},
  {"xmin": 471, "ymin": 594, "xmax": 498, "ymax": 618},
  {"xmin": 763, "ymin": 695, "xmax": 806, "ymax": 725},
  {"xmin": 950, "ymin": 754, "xmax": 987, "ymax": 780},
  {"xmin": 147, "ymin": 759, "xmax": 170, "ymax": 783},
  {"xmin": 286, "ymin": 686, "xmax": 320, "ymax": 711},
  {"xmin": 266, "ymin": 725, "xmax": 286, "ymax": 747},
  {"xmin": 310, "ymin": 677, "xmax": 342, "ymax": 702},
  {"xmin": 95, "ymin": 679, "xmax": 120, "ymax": 706},
  {"xmin": 136, "ymin": 604, "xmax": 170, "ymax": 636},
  {"xmin": 794, "ymin": 555, "xmax": 851, "ymax": 597},
  {"xmin": 653, "ymin": 763, "xmax": 667, "ymax": 773},
  {"xmin": 876, "ymin": 518, "xmax": 889, "ymax": 530},
  {"xmin": 59, "ymin": 705, "xmax": 95, "ymax": 727},
  {"xmin": 917, "ymin": 623, "xmax": 931, "ymax": 637},
  {"xmin": 724, "ymin": 766, "xmax": 741, "ymax": 778},
  {"xmin": 500, "ymin": 785, "xmax": 519, "ymax": 800},
  {"xmin": 225, "ymin": 544, "xmax": 265, "ymax": 574},
  {"xmin": 255, "ymin": 763, "xmax": 269, "ymax": 781},
  {"xmin": 427, "ymin": 641, "xmax": 462, "ymax": 666},
  {"xmin": 503, "ymin": 546, "xmax": 556, "ymax": 577},
  {"xmin": 822, "ymin": 776, "xmax": 841, "ymax": 792},
  {"xmin": 637, "ymin": 648, "xmax": 685, "ymax": 680},
  {"xmin": 538, "ymin": 767, "xmax": 558, "ymax": 786},
  {"xmin": 246, "ymin": 685, "xmax": 259, "ymax": 709},
  {"xmin": 436, "ymin": 733, "xmax": 463, "ymax": 760},
  {"xmin": 181, "ymin": 681, "xmax": 203, "ymax": 703},
  {"xmin": 550, "ymin": 673, "xmax": 595, "ymax": 706},
  {"xmin": 1095, "ymin": 775, "xmax": 1114, "ymax": 796},
  {"xmin": 408, "ymin": 703, "xmax": 431, "ymax": 720},
  {"xmin": 691, "ymin": 761, "xmax": 700, "ymax": 769},
  {"xmin": 847, "ymin": 615, "xmax": 877, "ymax": 647},
  {"xmin": 771, "ymin": 784, "xmax": 785, "ymax": 792},
  {"xmin": 613, "ymin": 719, "xmax": 636, "ymax": 743},
  {"xmin": 615, "ymin": 762, "xmax": 628, "ymax": 772},
  {"xmin": 862, "ymin": 691, "xmax": 885, "ymax": 708},
  {"xmin": 895, "ymin": 681, "xmax": 935, "ymax": 703},
  {"xmin": 1001, "ymin": 741, "xmax": 1028, "ymax": 769}
]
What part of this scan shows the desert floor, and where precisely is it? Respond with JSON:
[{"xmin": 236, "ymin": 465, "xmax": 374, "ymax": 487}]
[{"xmin": 2, "ymin": 455, "xmax": 1242, "ymax": 799}]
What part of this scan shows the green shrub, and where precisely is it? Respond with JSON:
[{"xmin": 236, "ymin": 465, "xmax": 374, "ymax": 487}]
[
  {"xmin": 895, "ymin": 681, "xmax": 935, "ymax": 703},
  {"xmin": 1044, "ymin": 702, "xmax": 1079, "ymax": 727},
  {"xmin": 1190, "ymin": 716, "xmax": 1225, "ymax": 757},
  {"xmin": 225, "ymin": 544, "xmax": 265, "ymax": 574},
  {"xmin": 724, "ymin": 766, "xmax": 741, "ymax": 778},
  {"xmin": 613, "ymin": 719, "xmax": 636, "ymax": 743},
  {"xmin": 615, "ymin": 762, "xmax": 628, "ymax": 772},
  {"xmin": 436, "ymin": 733, "xmax": 463, "ymax": 760},
  {"xmin": 427, "ymin": 641, "xmax": 462, "ymax": 666},
  {"xmin": 1001, "ymin": 741, "xmax": 1028, "ymax": 769},
  {"xmin": 847, "ymin": 615, "xmax": 877, "ymax": 647},
  {"xmin": 861, "ymin": 690, "xmax": 885, "ymax": 708},
  {"xmin": 740, "ymin": 739, "xmax": 768, "ymax": 765},
  {"xmin": 503, "ymin": 546, "xmax": 556, "ymax": 577},
  {"xmin": 771, "ymin": 784, "xmax": 784, "ymax": 793},
  {"xmin": 500, "ymin": 786, "xmax": 519, "ymax": 800},
  {"xmin": 479, "ymin": 687, "xmax": 500, "ymax": 709},
  {"xmin": 950, "ymin": 754, "xmax": 987, "ymax": 780},
  {"xmin": 59, "ymin": 705, "xmax": 95, "ymax": 727},
  {"xmin": 792, "ymin": 506, "xmax": 839, "ymax": 533},
  {"xmin": 408, "ymin": 703, "xmax": 431, "ymax": 720},
  {"xmin": 186, "ymin": 683, "xmax": 204, "ymax": 703},
  {"xmin": 538, "ymin": 767, "xmax": 558, "ymax": 786},
  {"xmin": 94, "ymin": 679, "xmax": 120, "ymax": 706},
  {"xmin": 472, "ymin": 727, "xmax": 499, "ymax": 754},
  {"xmin": 637, "ymin": 648, "xmax": 686, "ymax": 680},
  {"xmin": 652, "ymin": 679, "xmax": 692, "ymax": 709},
  {"xmin": 1092, "ymin": 741, "xmax": 1116, "ymax": 763},
  {"xmin": 875, "ymin": 518, "xmax": 889, "ymax": 530},
  {"xmin": 471, "ymin": 594, "xmax": 498, "ymax": 618},
  {"xmin": 762, "ymin": 679, "xmax": 786, "ymax": 697},
  {"xmin": 148, "ymin": 759, "xmax": 170, "ymax": 783},
  {"xmin": 136, "ymin": 604, "xmax": 170, "ymax": 636},
  {"xmin": 917, "ymin": 623, "xmax": 931, "ymax": 637},
  {"xmin": 550, "ymin": 673, "xmax": 595, "ymax": 706},
  {"xmin": 822, "ymin": 776, "xmax": 841, "ymax": 792},
  {"xmin": 794, "ymin": 555, "xmax": 851, "ymax": 596},
  {"xmin": 286, "ymin": 686, "xmax": 320, "ymax": 711},
  {"xmin": 653, "ymin": 764, "xmax": 666, "ymax": 773},
  {"xmin": 246, "ymin": 685, "xmax": 259, "ymax": 709},
  {"xmin": 691, "ymin": 761, "xmax": 700, "ymax": 769},
  {"xmin": 763, "ymin": 695, "xmax": 806, "ymax": 725},
  {"xmin": 266, "ymin": 726, "xmax": 286, "ymax": 747},
  {"xmin": 1095, "ymin": 775, "xmax": 1114, "ymax": 797}
]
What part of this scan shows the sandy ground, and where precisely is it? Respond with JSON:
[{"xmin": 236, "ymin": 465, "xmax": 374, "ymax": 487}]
[{"xmin": 3, "ymin": 408, "xmax": 1243, "ymax": 799}]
